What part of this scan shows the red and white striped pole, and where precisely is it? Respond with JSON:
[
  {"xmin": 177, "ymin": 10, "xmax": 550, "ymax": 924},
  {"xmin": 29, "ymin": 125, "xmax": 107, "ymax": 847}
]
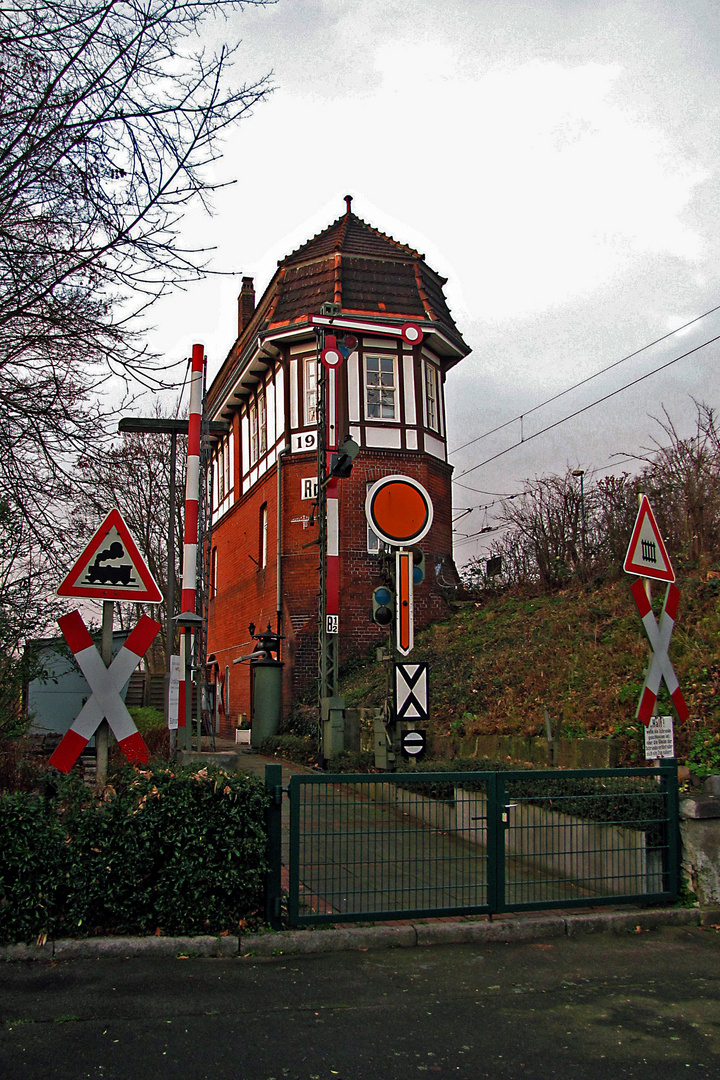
[
  {"xmin": 321, "ymin": 338, "xmax": 343, "ymax": 637},
  {"xmin": 177, "ymin": 342, "xmax": 204, "ymax": 751}
]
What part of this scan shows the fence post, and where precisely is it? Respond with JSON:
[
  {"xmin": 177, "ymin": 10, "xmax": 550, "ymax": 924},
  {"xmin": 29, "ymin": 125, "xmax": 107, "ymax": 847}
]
[
  {"xmin": 660, "ymin": 758, "xmax": 680, "ymax": 898},
  {"xmin": 265, "ymin": 764, "xmax": 283, "ymax": 929},
  {"xmin": 487, "ymin": 771, "xmax": 505, "ymax": 915}
]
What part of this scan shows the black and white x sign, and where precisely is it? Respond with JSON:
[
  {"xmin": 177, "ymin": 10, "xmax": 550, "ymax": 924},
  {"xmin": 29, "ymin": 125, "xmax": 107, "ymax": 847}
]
[{"xmin": 394, "ymin": 662, "xmax": 429, "ymax": 723}]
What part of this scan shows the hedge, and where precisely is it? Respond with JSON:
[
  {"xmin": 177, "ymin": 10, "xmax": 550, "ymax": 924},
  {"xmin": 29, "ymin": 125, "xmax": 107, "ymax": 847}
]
[{"xmin": 0, "ymin": 763, "xmax": 269, "ymax": 944}]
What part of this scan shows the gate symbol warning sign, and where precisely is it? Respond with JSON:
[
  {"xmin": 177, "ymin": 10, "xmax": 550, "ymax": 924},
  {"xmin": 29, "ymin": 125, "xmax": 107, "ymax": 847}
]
[
  {"xmin": 394, "ymin": 662, "xmax": 429, "ymax": 722},
  {"xmin": 624, "ymin": 496, "xmax": 675, "ymax": 583}
]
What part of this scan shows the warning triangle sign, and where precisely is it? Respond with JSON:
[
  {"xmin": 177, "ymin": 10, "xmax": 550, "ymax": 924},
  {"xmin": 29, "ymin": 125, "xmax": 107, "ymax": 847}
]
[
  {"xmin": 623, "ymin": 496, "xmax": 675, "ymax": 583},
  {"xmin": 58, "ymin": 509, "xmax": 163, "ymax": 602}
]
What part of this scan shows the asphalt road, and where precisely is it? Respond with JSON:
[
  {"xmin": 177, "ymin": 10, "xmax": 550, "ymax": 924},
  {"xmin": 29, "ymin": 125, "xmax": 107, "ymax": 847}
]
[{"xmin": 2, "ymin": 926, "xmax": 719, "ymax": 1080}]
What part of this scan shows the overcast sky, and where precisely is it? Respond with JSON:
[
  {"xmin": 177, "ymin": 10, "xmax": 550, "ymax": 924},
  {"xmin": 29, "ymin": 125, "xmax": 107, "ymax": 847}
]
[{"xmin": 145, "ymin": 0, "xmax": 720, "ymax": 565}]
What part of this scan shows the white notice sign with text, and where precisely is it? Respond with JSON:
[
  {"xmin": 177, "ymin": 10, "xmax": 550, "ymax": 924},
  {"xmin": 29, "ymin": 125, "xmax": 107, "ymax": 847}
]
[
  {"xmin": 644, "ymin": 715, "xmax": 674, "ymax": 759},
  {"xmin": 168, "ymin": 654, "xmax": 181, "ymax": 730}
]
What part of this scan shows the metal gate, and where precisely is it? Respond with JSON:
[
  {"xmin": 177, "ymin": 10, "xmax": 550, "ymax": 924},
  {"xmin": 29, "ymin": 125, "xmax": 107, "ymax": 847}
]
[{"xmin": 286, "ymin": 764, "xmax": 679, "ymax": 926}]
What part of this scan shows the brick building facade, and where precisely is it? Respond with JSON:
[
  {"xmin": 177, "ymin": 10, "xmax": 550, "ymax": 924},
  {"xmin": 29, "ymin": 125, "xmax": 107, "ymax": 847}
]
[{"xmin": 205, "ymin": 199, "xmax": 470, "ymax": 738}]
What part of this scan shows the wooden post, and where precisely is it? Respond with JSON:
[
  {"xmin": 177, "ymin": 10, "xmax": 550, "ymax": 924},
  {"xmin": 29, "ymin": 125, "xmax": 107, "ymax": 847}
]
[{"xmin": 97, "ymin": 599, "xmax": 113, "ymax": 785}]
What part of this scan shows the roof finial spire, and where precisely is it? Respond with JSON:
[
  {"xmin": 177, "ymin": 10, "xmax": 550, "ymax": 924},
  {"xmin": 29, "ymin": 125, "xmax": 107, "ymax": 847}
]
[{"xmin": 344, "ymin": 194, "xmax": 353, "ymax": 215}]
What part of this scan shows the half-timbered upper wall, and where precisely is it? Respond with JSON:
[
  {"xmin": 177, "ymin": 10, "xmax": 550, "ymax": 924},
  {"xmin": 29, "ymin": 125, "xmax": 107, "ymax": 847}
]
[
  {"xmin": 348, "ymin": 335, "xmax": 446, "ymax": 459},
  {"xmin": 210, "ymin": 332, "xmax": 448, "ymax": 524}
]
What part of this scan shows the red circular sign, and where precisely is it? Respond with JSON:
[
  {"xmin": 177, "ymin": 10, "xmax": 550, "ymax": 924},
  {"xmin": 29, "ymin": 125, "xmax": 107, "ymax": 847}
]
[
  {"xmin": 321, "ymin": 346, "xmax": 343, "ymax": 368},
  {"xmin": 365, "ymin": 475, "xmax": 434, "ymax": 547},
  {"xmin": 401, "ymin": 323, "xmax": 423, "ymax": 345}
]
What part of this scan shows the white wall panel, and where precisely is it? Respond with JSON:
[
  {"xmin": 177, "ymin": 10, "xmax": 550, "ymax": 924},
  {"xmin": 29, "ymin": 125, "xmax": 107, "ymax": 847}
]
[
  {"xmin": 365, "ymin": 427, "xmax": 402, "ymax": 449},
  {"xmin": 290, "ymin": 358, "xmax": 298, "ymax": 429},
  {"xmin": 241, "ymin": 414, "xmax": 249, "ymax": 476},
  {"xmin": 266, "ymin": 380, "xmax": 276, "ymax": 447},
  {"xmin": 424, "ymin": 433, "xmax": 446, "ymax": 460},
  {"xmin": 403, "ymin": 355, "xmax": 416, "ymax": 425},
  {"xmin": 275, "ymin": 365, "xmax": 285, "ymax": 437},
  {"xmin": 348, "ymin": 352, "xmax": 360, "ymax": 422}
]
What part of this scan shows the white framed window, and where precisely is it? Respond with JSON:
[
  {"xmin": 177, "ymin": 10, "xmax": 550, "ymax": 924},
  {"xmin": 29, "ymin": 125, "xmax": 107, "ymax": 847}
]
[
  {"xmin": 259, "ymin": 393, "xmax": 267, "ymax": 457},
  {"xmin": 215, "ymin": 434, "xmax": 232, "ymax": 503},
  {"xmin": 249, "ymin": 401, "xmax": 258, "ymax": 465},
  {"xmin": 210, "ymin": 546, "xmax": 217, "ymax": 598},
  {"xmin": 304, "ymin": 358, "xmax": 317, "ymax": 425},
  {"xmin": 366, "ymin": 482, "xmax": 381, "ymax": 554},
  {"xmin": 425, "ymin": 360, "xmax": 439, "ymax": 432},
  {"xmin": 213, "ymin": 447, "xmax": 223, "ymax": 507},
  {"xmin": 223, "ymin": 435, "xmax": 231, "ymax": 494},
  {"xmin": 365, "ymin": 355, "xmax": 397, "ymax": 420}
]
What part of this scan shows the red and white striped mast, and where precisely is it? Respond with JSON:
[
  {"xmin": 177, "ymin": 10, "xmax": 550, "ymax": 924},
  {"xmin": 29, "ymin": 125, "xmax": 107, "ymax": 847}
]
[{"xmin": 177, "ymin": 342, "xmax": 204, "ymax": 751}]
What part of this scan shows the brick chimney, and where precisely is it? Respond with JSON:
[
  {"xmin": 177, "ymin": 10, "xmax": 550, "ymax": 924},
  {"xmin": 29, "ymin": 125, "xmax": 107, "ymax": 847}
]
[{"xmin": 238, "ymin": 277, "xmax": 255, "ymax": 335}]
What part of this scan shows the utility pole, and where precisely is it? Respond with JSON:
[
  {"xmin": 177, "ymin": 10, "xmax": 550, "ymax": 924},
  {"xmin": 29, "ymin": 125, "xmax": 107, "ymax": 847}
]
[
  {"xmin": 117, "ymin": 412, "xmax": 229, "ymax": 750},
  {"xmin": 315, "ymin": 323, "xmax": 359, "ymax": 762},
  {"xmin": 572, "ymin": 469, "xmax": 586, "ymax": 574}
]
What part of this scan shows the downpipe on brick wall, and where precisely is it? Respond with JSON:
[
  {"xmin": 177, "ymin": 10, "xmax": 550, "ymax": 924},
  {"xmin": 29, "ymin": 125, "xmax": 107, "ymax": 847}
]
[{"xmin": 276, "ymin": 445, "xmax": 288, "ymax": 656}]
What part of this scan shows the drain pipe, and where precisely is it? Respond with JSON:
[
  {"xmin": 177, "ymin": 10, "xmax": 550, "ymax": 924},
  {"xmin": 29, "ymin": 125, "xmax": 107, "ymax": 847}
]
[{"xmin": 276, "ymin": 445, "xmax": 288, "ymax": 655}]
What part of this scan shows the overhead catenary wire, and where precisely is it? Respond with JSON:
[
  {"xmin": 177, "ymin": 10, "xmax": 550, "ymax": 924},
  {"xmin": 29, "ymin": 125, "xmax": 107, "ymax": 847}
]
[
  {"xmin": 453, "ymin": 332, "xmax": 720, "ymax": 484},
  {"xmin": 448, "ymin": 301, "xmax": 720, "ymax": 458},
  {"xmin": 451, "ymin": 441, "xmax": 711, "ymax": 554}
]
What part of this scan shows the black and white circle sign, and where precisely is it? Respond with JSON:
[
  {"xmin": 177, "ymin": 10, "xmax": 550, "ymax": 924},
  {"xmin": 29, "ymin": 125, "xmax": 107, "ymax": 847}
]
[{"xmin": 401, "ymin": 729, "xmax": 426, "ymax": 759}]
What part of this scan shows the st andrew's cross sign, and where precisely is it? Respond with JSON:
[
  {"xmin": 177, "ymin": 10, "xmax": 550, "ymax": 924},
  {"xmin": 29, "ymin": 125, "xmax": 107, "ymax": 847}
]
[{"xmin": 49, "ymin": 610, "xmax": 161, "ymax": 772}]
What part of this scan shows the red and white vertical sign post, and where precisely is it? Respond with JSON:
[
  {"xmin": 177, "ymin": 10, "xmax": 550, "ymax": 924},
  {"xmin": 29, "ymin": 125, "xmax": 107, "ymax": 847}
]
[
  {"xmin": 395, "ymin": 549, "xmax": 413, "ymax": 656},
  {"xmin": 365, "ymin": 475, "xmax": 434, "ymax": 657},
  {"xmin": 624, "ymin": 494, "xmax": 688, "ymax": 745},
  {"xmin": 321, "ymin": 336, "xmax": 343, "ymax": 637},
  {"xmin": 177, "ymin": 343, "xmax": 204, "ymax": 751}
]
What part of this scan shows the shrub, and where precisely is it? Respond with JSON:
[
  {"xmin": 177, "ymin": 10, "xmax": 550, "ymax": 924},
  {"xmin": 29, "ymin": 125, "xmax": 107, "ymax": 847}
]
[
  {"xmin": 0, "ymin": 764, "xmax": 270, "ymax": 943},
  {"xmin": 327, "ymin": 750, "xmax": 376, "ymax": 773},
  {"xmin": 687, "ymin": 728, "xmax": 720, "ymax": 780},
  {"xmin": 0, "ymin": 790, "xmax": 69, "ymax": 943},
  {"xmin": 259, "ymin": 733, "xmax": 318, "ymax": 766},
  {"xmin": 128, "ymin": 706, "xmax": 166, "ymax": 731}
]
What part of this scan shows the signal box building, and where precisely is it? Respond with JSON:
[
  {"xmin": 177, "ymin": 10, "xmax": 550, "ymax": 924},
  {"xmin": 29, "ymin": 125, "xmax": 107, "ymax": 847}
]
[{"xmin": 205, "ymin": 198, "xmax": 470, "ymax": 737}]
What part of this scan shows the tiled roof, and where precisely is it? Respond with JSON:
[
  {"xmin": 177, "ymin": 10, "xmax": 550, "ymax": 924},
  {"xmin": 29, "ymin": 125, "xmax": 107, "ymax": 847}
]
[
  {"xmin": 208, "ymin": 203, "xmax": 469, "ymax": 413},
  {"xmin": 282, "ymin": 209, "xmax": 422, "ymax": 265},
  {"xmin": 265, "ymin": 206, "xmax": 467, "ymax": 353}
]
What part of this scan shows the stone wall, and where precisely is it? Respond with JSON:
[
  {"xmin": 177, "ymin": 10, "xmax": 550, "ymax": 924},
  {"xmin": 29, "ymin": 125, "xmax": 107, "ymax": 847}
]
[
  {"xmin": 432, "ymin": 734, "xmax": 623, "ymax": 769},
  {"xmin": 680, "ymin": 776, "xmax": 720, "ymax": 907}
]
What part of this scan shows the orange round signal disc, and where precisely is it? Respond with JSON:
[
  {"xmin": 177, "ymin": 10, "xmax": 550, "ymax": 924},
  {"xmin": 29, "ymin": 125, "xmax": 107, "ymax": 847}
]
[{"xmin": 365, "ymin": 475, "xmax": 434, "ymax": 547}]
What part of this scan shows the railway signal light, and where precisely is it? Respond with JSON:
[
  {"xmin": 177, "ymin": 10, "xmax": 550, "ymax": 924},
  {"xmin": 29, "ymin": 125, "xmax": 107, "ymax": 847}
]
[
  {"xmin": 329, "ymin": 437, "xmax": 360, "ymax": 479},
  {"xmin": 372, "ymin": 585, "xmax": 394, "ymax": 626},
  {"xmin": 411, "ymin": 546, "xmax": 425, "ymax": 584}
]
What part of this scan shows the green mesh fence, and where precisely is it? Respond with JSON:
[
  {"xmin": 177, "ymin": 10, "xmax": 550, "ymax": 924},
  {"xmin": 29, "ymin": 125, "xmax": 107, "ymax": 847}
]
[{"xmin": 287, "ymin": 765, "xmax": 678, "ymax": 925}]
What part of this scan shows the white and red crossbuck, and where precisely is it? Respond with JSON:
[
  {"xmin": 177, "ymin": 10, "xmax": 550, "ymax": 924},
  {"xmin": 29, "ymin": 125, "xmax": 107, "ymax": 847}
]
[
  {"xmin": 49, "ymin": 610, "xmax": 161, "ymax": 773},
  {"xmin": 630, "ymin": 578, "xmax": 689, "ymax": 726}
]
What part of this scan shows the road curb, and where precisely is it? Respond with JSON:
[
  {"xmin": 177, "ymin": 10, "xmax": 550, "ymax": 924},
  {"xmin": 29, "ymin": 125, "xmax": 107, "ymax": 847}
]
[
  {"xmin": 1, "ymin": 908, "xmax": 701, "ymax": 963},
  {"xmin": 239, "ymin": 907, "xmax": 701, "ymax": 957},
  {"xmin": 1, "ymin": 934, "xmax": 239, "ymax": 962}
]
